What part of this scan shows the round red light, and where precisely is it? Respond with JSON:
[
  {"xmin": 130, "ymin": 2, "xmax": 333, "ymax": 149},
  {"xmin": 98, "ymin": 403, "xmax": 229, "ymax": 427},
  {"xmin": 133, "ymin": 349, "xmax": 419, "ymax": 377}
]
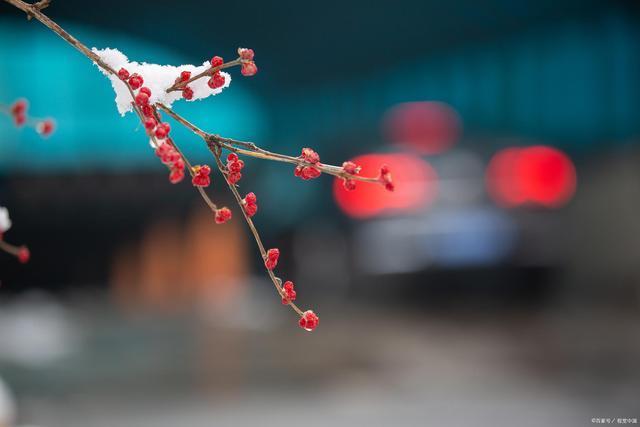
[
  {"xmin": 487, "ymin": 146, "xmax": 576, "ymax": 208},
  {"xmin": 383, "ymin": 102, "xmax": 461, "ymax": 155}
]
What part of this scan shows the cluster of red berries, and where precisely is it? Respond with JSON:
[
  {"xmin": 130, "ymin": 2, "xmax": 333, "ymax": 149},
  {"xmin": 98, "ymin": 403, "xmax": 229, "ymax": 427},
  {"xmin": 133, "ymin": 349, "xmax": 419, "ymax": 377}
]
[
  {"xmin": 264, "ymin": 249, "xmax": 318, "ymax": 330},
  {"xmin": 155, "ymin": 141, "xmax": 185, "ymax": 184},
  {"xmin": 265, "ymin": 248, "xmax": 280, "ymax": 270},
  {"xmin": 238, "ymin": 48, "xmax": 258, "ymax": 77},
  {"xmin": 341, "ymin": 161, "xmax": 361, "ymax": 191},
  {"xmin": 378, "ymin": 165, "xmax": 394, "ymax": 191},
  {"xmin": 294, "ymin": 147, "xmax": 322, "ymax": 180},
  {"xmin": 208, "ymin": 56, "xmax": 226, "ymax": 90},
  {"xmin": 175, "ymin": 70, "xmax": 194, "ymax": 100},
  {"xmin": 9, "ymin": 99, "xmax": 55, "ymax": 136},
  {"xmin": 281, "ymin": 280, "xmax": 297, "ymax": 304},
  {"xmin": 10, "ymin": 99, "xmax": 28, "ymax": 126},
  {"xmin": 192, "ymin": 165, "xmax": 212, "ymax": 187},
  {"xmin": 214, "ymin": 207, "xmax": 232, "ymax": 224},
  {"xmin": 242, "ymin": 192, "xmax": 258, "ymax": 217},
  {"xmin": 299, "ymin": 310, "xmax": 319, "ymax": 331},
  {"xmin": 226, "ymin": 153, "xmax": 245, "ymax": 184},
  {"xmin": 119, "ymin": 67, "xmax": 185, "ymax": 184}
]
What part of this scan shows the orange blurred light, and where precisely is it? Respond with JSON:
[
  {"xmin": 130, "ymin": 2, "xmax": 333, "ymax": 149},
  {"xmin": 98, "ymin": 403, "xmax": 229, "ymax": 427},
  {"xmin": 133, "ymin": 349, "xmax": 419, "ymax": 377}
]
[
  {"xmin": 383, "ymin": 101, "xmax": 461, "ymax": 155},
  {"xmin": 333, "ymin": 153, "xmax": 437, "ymax": 218},
  {"xmin": 486, "ymin": 146, "xmax": 576, "ymax": 208}
]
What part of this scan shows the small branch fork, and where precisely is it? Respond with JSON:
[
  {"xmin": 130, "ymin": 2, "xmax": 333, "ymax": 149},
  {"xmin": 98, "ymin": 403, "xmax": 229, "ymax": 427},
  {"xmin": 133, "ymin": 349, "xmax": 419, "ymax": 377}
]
[{"xmin": 4, "ymin": 0, "xmax": 392, "ymax": 328}]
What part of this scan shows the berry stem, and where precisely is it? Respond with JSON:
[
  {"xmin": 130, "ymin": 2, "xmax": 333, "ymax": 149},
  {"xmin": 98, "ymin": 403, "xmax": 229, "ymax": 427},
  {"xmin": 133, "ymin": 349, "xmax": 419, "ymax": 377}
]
[
  {"xmin": 156, "ymin": 103, "xmax": 381, "ymax": 184},
  {"xmin": 0, "ymin": 238, "xmax": 20, "ymax": 256},
  {"xmin": 209, "ymin": 145, "xmax": 305, "ymax": 317}
]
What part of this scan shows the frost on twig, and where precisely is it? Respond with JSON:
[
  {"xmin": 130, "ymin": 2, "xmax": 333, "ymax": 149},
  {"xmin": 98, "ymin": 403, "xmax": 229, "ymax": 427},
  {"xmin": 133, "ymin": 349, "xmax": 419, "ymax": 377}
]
[{"xmin": 92, "ymin": 48, "xmax": 231, "ymax": 116}]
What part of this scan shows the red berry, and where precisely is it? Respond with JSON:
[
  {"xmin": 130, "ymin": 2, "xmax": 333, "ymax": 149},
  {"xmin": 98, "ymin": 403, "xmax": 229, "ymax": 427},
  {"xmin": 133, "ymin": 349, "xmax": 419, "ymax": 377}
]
[
  {"xmin": 169, "ymin": 167, "xmax": 184, "ymax": 184},
  {"xmin": 139, "ymin": 87, "xmax": 152, "ymax": 97},
  {"xmin": 141, "ymin": 104, "xmax": 154, "ymax": 117},
  {"xmin": 173, "ymin": 157, "xmax": 185, "ymax": 171},
  {"xmin": 215, "ymin": 207, "xmax": 232, "ymax": 224},
  {"xmin": 294, "ymin": 149, "xmax": 322, "ymax": 180},
  {"xmin": 128, "ymin": 73, "xmax": 143, "ymax": 90},
  {"xmin": 37, "ymin": 119, "xmax": 55, "ymax": 137},
  {"xmin": 301, "ymin": 148, "xmax": 320, "ymax": 164},
  {"xmin": 226, "ymin": 153, "xmax": 245, "ymax": 184},
  {"xmin": 343, "ymin": 179, "xmax": 356, "ymax": 191},
  {"xmin": 342, "ymin": 161, "xmax": 360, "ymax": 175},
  {"xmin": 378, "ymin": 165, "xmax": 394, "ymax": 192},
  {"xmin": 228, "ymin": 172, "xmax": 242, "ymax": 184},
  {"xmin": 281, "ymin": 280, "xmax": 297, "ymax": 304},
  {"xmin": 244, "ymin": 192, "xmax": 257, "ymax": 204},
  {"xmin": 294, "ymin": 165, "xmax": 321, "ymax": 180},
  {"xmin": 155, "ymin": 122, "xmax": 171, "ymax": 139},
  {"xmin": 238, "ymin": 48, "xmax": 255, "ymax": 61},
  {"xmin": 210, "ymin": 56, "xmax": 224, "ymax": 67},
  {"xmin": 135, "ymin": 91, "xmax": 149, "ymax": 106},
  {"xmin": 118, "ymin": 68, "xmax": 130, "ymax": 80},
  {"xmin": 265, "ymin": 248, "xmax": 280, "ymax": 270},
  {"xmin": 192, "ymin": 165, "xmax": 211, "ymax": 187},
  {"xmin": 299, "ymin": 310, "xmax": 319, "ymax": 331},
  {"xmin": 228, "ymin": 159, "xmax": 244, "ymax": 172},
  {"xmin": 241, "ymin": 62, "xmax": 258, "ymax": 77},
  {"xmin": 144, "ymin": 117, "xmax": 157, "ymax": 131},
  {"xmin": 182, "ymin": 86, "xmax": 194, "ymax": 100},
  {"xmin": 180, "ymin": 70, "xmax": 191, "ymax": 82},
  {"xmin": 207, "ymin": 72, "xmax": 226, "ymax": 89},
  {"xmin": 242, "ymin": 192, "xmax": 258, "ymax": 217},
  {"xmin": 17, "ymin": 246, "xmax": 30, "ymax": 264},
  {"xmin": 11, "ymin": 99, "xmax": 27, "ymax": 116},
  {"xmin": 14, "ymin": 114, "xmax": 26, "ymax": 127}
]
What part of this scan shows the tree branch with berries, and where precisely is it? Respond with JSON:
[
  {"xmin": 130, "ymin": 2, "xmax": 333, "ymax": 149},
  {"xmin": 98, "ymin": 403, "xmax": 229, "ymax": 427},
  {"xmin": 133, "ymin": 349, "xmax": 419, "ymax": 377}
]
[{"xmin": 3, "ymin": 0, "xmax": 395, "ymax": 331}]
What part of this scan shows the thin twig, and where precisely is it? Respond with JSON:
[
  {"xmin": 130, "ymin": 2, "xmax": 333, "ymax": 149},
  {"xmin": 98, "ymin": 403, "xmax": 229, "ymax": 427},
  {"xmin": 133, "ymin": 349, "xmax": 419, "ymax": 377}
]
[
  {"xmin": 0, "ymin": 239, "xmax": 20, "ymax": 256},
  {"xmin": 165, "ymin": 58, "xmax": 244, "ymax": 93}
]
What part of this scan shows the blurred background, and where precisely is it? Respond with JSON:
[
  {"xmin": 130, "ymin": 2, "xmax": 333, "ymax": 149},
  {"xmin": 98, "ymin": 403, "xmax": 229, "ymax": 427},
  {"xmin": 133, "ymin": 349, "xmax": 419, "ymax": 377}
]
[{"xmin": 1, "ymin": 0, "xmax": 640, "ymax": 425}]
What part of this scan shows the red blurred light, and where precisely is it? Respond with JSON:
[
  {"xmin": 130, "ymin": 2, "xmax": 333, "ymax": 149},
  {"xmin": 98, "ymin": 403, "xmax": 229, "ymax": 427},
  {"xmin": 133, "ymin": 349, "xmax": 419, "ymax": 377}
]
[
  {"xmin": 383, "ymin": 102, "xmax": 461, "ymax": 155},
  {"xmin": 334, "ymin": 153, "xmax": 437, "ymax": 218},
  {"xmin": 486, "ymin": 146, "xmax": 576, "ymax": 208}
]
